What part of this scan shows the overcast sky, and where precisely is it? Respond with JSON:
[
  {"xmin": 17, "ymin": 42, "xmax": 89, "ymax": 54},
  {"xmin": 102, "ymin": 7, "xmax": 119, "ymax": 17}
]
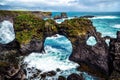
[{"xmin": 0, "ymin": 0, "xmax": 120, "ymax": 12}]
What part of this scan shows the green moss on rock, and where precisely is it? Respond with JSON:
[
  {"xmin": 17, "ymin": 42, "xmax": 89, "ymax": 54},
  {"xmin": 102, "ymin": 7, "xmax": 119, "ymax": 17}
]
[{"xmin": 14, "ymin": 13, "xmax": 45, "ymax": 44}]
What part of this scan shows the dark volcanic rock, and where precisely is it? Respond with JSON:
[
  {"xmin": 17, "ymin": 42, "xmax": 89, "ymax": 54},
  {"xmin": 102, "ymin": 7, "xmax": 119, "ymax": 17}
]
[
  {"xmin": 67, "ymin": 73, "xmax": 84, "ymax": 80},
  {"xmin": 58, "ymin": 76, "xmax": 66, "ymax": 80},
  {"xmin": 0, "ymin": 39, "xmax": 20, "ymax": 51},
  {"xmin": 54, "ymin": 15, "xmax": 61, "ymax": 19},
  {"xmin": 109, "ymin": 31, "xmax": 120, "ymax": 72},
  {"xmin": 69, "ymin": 25, "xmax": 110, "ymax": 78},
  {"xmin": 80, "ymin": 15, "xmax": 95, "ymax": 18},
  {"xmin": 20, "ymin": 39, "xmax": 44, "ymax": 55},
  {"xmin": 117, "ymin": 31, "xmax": 120, "ymax": 41},
  {"xmin": 54, "ymin": 12, "xmax": 68, "ymax": 19},
  {"xmin": 61, "ymin": 12, "xmax": 68, "ymax": 18},
  {"xmin": 47, "ymin": 71, "xmax": 56, "ymax": 76}
]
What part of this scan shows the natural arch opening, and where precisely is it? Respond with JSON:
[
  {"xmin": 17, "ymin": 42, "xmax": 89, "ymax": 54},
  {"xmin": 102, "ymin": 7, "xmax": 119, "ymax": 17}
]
[
  {"xmin": 86, "ymin": 36, "xmax": 97, "ymax": 46},
  {"xmin": 23, "ymin": 34, "xmax": 79, "ymax": 79},
  {"xmin": 44, "ymin": 34, "xmax": 73, "ymax": 59}
]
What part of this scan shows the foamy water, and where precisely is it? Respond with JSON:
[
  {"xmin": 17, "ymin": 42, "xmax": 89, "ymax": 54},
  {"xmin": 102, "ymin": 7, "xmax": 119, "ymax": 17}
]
[
  {"xmin": 0, "ymin": 20, "xmax": 15, "ymax": 44},
  {"xmin": 112, "ymin": 24, "xmax": 120, "ymax": 28}
]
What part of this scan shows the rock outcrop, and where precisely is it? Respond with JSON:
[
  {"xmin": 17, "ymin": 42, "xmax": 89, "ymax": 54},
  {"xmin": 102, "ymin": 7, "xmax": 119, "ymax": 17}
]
[
  {"xmin": 54, "ymin": 12, "xmax": 68, "ymax": 19},
  {"xmin": 0, "ymin": 10, "xmax": 120, "ymax": 80},
  {"xmin": 109, "ymin": 31, "xmax": 120, "ymax": 79},
  {"xmin": 61, "ymin": 12, "xmax": 68, "ymax": 18}
]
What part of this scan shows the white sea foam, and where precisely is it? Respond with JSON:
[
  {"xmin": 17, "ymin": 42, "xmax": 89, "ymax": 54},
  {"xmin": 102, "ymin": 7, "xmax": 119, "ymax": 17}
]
[
  {"xmin": 112, "ymin": 24, "xmax": 120, "ymax": 28},
  {"xmin": 55, "ymin": 17, "xmax": 74, "ymax": 24},
  {"xmin": 101, "ymin": 32, "xmax": 116, "ymax": 38},
  {"xmin": 0, "ymin": 20, "xmax": 15, "ymax": 44},
  {"xmin": 91, "ymin": 16, "xmax": 118, "ymax": 19},
  {"xmin": 105, "ymin": 39, "xmax": 110, "ymax": 46}
]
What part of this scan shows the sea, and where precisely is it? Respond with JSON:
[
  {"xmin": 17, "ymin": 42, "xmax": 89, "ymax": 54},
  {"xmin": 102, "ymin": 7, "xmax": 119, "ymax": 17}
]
[{"xmin": 1, "ymin": 12, "xmax": 120, "ymax": 80}]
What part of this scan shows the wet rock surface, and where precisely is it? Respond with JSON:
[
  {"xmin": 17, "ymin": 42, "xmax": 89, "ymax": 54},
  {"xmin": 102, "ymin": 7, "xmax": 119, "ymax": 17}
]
[
  {"xmin": 58, "ymin": 76, "xmax": 66, "ymax": 80},
  {"xmin": 67, "ymin": 73, "xmax": 84, "ymax": 80}
]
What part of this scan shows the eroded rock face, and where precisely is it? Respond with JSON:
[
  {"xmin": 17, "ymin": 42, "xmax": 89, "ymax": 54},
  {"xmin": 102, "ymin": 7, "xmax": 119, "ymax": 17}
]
[
  {"xmin": 109, "ymin": 31, "xmax": 120, "ymax": 79},
  {"xmin": 69, "ymin": 25, "xmax": 110, "ymax": 78},
  {"xmin": 20, "ymin": 39, "xmax": 44, "ymax": 55},
  {"xmin": 0, "ymin": 39, "xmax": 26, "ymax": 80}
]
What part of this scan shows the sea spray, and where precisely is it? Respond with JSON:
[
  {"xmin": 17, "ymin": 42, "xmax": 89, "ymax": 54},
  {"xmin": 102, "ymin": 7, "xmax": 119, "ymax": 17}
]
[{"xmin": 0, "ymin": 20, "xmax": 15, "ymax": 44}]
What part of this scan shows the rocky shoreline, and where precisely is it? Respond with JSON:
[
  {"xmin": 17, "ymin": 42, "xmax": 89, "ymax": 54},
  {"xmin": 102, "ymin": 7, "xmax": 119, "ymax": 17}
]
[{"xmin": 0, "ymin": 11, "xmax": 120, "ymax": 80}]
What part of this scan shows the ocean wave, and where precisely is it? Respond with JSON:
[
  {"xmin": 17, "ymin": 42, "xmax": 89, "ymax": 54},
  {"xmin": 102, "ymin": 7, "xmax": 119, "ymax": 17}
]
[
  {"xmin": 112, "ymin": 24, "xmax": 120, "ymax": 28},
  {"xmin": 55, "ymin": 17, "xmax": 74, "ymax": 24},
  {"xmin": 0, "ymin": 20, "xmax": 15, "ymax": 44},
  {"xmin": 91, "ymin": 16, "xmax": 119, "ymax": 19}
]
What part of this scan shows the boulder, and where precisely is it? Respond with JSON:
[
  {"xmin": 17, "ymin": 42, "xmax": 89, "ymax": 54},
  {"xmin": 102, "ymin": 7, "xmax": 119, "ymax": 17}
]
[
  {"xmin": 47, "ymin": 71, "xmax": 56, "ymax": 76},
  {"xmin": 67, "ymin": 73, "xmax": 84, "ymax": 80},
  {"xmin": 80, "ymin": 15, "xmax": 95, "ymax": 18},
  {"xmin": 58, "ymin": 76, "xmax": 66, "ymax": 80},
  {"xmin": 54, "ymin": 15, "xmax": 61, "ymax": 20}
]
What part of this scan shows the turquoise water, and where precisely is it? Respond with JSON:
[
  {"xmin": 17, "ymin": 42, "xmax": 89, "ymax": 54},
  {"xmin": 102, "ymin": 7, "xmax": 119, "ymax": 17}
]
[{"xmin": 52, "ymin": 12, "xmax": 120, "ymax": 38}]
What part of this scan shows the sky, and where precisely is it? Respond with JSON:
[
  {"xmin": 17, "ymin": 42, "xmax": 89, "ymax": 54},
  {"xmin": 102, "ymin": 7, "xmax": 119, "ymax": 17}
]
[{"xmin": 0, "ymin": 0, "xmax": 120, "ymax": 12}]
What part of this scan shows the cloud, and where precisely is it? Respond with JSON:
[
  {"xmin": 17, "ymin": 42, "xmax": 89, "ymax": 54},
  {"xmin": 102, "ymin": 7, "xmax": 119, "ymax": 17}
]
[{"xmin": 0, "ymin": 0, "xmax": 120, "ymax": 12}]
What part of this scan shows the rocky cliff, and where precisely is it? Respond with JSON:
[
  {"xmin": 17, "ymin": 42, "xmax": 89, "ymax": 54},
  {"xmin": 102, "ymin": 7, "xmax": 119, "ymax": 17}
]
[{"xmin": 0, "ymin": 11, "xmax": 120, "ymax": 80}]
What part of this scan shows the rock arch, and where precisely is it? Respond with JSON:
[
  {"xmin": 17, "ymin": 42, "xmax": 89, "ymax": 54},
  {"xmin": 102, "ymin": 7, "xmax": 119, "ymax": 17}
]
[
  {"xmin": 0, "ymin": 11, "xmax": 111, "ymax": 79},
  {"xmin": 14, "ymin": 18, "xmax": 110, "ymax": 78}
]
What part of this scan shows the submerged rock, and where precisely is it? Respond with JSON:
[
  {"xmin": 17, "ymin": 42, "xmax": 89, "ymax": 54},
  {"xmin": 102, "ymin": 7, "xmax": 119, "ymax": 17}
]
[
  {"xmin": 58, "ymin": 76, "xmax": 66, "ymax": 80},
  {"xmin": 67, "ymin": 73, "xmax": 84, "ymax": 80}
]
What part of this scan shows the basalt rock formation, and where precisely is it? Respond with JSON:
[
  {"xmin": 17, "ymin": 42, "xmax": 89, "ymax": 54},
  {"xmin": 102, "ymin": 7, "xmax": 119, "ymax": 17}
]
[
  {"xmin": 108, "ymin": 31, "xmax": 120, "ymax": 79},
  {"xmin": 0, "ymin": 11, "xmax": 120, "ymax": 79},
  {"xmin": 53, "ymin": 12, "xmax": 68, "ymax": 19}
]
